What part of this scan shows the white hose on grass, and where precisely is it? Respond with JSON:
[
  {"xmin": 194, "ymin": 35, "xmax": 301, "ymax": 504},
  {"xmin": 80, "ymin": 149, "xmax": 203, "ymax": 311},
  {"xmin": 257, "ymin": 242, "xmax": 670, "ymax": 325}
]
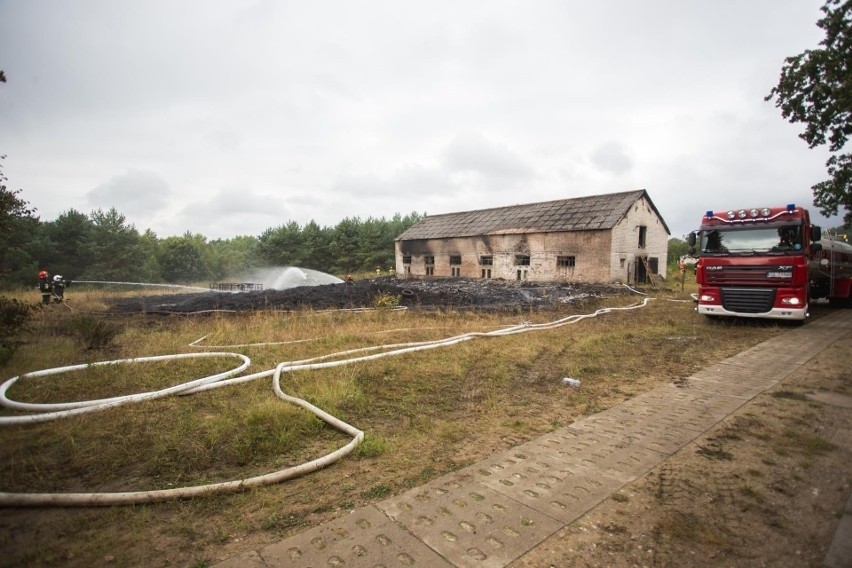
[
  {"xmin": 189, "ymin": 334, "xmax": 320, "ymax": 349},
  {"xmin": 0, "ymin": 352, "xmax": 250, "ymax": 421},
  {"xmin": 72, "ymin": 280, "xmax": 214, "ymax": 293},
  {"xmin": 0, "ymin": 361, "xmax": 363, "ymax": 507},
  {"xmin": 0, "ymin": 297, "xmax": 653, "ymax": 506},
  {"xmin": 620, "ymin": 282, "xmax": 648, "ymax": 295}
]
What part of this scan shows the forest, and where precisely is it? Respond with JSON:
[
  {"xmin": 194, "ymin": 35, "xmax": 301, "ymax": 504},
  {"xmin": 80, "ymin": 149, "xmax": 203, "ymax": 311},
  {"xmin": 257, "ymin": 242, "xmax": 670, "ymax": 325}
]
[
  {"xmin": 0, "ymin": 207, "xmax": 423, "ymax": 287},
  {"xmin": 0, "ymin": 165, "xmax": 423, "ymax": 286}
]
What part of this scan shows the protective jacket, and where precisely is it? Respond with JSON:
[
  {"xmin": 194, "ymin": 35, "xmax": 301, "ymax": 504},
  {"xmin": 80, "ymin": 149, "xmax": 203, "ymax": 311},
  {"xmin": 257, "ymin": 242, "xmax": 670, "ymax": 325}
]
[{"xmin": 51, "ymin": 276, "xmax": 71, "ymax": 301}]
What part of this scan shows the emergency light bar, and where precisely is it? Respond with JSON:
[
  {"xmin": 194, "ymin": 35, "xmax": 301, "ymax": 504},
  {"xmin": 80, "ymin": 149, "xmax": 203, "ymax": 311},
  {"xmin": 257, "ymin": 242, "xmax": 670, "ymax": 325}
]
[
  {"xmin": 703, "ymin": 205, "xmax": 798, "ymax": 223},
  {"xmin": 725, "ymin": 207, "xmax": 774, "ymax": 219}
]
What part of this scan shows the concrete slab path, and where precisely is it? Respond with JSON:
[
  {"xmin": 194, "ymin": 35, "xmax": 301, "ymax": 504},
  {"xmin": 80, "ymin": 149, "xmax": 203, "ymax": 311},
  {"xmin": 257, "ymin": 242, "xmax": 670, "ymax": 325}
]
[{"xmin": 215, "ymin": 309, "xmax": 852, "ymax": 568}]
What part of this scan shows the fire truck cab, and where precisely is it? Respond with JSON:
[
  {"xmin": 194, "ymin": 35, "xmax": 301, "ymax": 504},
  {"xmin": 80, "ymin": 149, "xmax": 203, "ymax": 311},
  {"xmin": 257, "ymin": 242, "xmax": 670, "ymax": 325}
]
[{"xmin": 688, "ymin": 204, "xmax": 823, "ymax": 321}]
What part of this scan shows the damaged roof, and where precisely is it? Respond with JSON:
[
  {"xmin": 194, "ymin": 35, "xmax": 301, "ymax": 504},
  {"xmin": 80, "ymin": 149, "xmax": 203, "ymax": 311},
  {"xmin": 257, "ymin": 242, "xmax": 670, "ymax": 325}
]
[{"xmin": 396, "ymin": 189, "xmax": 670, "ymax": 241}]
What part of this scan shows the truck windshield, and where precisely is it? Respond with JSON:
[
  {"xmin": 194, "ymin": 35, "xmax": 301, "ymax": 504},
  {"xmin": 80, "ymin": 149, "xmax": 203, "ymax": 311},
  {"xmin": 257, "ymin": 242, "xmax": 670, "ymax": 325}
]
[{"xmin": 700, "ymin": 225, "xmax": 803, "ymax": 255}]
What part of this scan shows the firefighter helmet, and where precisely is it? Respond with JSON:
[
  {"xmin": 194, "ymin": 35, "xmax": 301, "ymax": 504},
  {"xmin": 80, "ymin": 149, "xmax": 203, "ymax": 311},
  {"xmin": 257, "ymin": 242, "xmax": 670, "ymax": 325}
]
[{"xmin": 39, "ymin": 270, "xmax": 48, "ymax": 279}]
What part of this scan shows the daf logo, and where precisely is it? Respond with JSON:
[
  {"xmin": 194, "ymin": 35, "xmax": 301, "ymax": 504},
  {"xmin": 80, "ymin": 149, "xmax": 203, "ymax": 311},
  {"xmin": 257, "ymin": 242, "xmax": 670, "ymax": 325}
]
[
  {"xmin": 777, "ymin": 265, "xmax": 792, "ymax": 270},
  {"xmin": 706, "ymin": 266, "xmax": 724, "ymax": 271}
]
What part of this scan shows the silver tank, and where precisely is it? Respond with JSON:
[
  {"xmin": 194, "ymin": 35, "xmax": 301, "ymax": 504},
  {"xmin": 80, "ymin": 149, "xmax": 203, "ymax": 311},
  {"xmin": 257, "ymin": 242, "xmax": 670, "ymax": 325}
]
[{"xmin": 810, "ymin": 237, "xmax": 852, "ymax": 280}]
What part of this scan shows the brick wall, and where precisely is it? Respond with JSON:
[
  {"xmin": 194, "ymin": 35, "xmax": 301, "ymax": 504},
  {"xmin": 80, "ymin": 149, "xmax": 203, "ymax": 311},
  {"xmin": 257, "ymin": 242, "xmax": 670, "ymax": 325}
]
[
  {"xmin": 610, "ymin": 195, "xmax": 670, "ymax": 282},
  {"xmin": 395, "ymin": 194, "xmax": 670, "ymax": 284},
  {"xmin": 396, "ymin": 230, "xmax": 614, "ymax": 283}
]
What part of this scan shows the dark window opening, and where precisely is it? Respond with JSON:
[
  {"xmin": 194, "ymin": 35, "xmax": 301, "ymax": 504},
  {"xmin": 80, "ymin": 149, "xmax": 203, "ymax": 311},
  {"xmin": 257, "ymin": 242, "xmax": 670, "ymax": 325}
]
[
  {"xmin": 515, "ymin": 255, "xmax": 530, "ymax": 266},
  {"xmin": 638, "ymin": 226, "xmax": 647, "ymax": 249},
  {"xmin": 449, "ymin": 255, "xmax": 461, "ymax": 265},
  {"xmin": 402, "ymin": 256, "xmax": 412, "ymax": 264},
  {"xmin": 479, "ymin": 256, "xmax": 493, "ymax": 266},
  {"xmin": 481, "ymin": 268, "xmax": 492, "ymax": 279},
  {"xmin": 425, "ymin": 266, "xmax": 434, "ymax": 276},
  {"xmin": 557, "ymin": 256, "xmax": 576, "ymax": 268},
  {"xmin": 424, "ymin": 256, "xmax": 435, "ymax": 265},
  {"xmin": 451, "ymin": 267, "xmax": 460, "ymax": 276}
]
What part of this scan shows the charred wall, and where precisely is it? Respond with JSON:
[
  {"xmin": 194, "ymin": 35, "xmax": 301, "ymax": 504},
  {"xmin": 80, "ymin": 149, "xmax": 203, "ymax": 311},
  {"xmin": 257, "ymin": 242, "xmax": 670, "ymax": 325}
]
[{"xmin": 396, "ymin": 230, "xmax": 613, "ymax": 283}]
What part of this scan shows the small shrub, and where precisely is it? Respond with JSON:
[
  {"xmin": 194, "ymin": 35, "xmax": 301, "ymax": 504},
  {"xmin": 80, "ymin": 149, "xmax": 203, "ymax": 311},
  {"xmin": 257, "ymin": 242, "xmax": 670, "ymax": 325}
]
[
  {"xmin": 0, "ymin": 296, "xmax": 34, "ymax": 364},
  {"xmin": 372, "ymin": 292, "xmax": 400, "ymax": 310},
  {"xmin": 68, "ymin": 315, "xmax": 122, "ymax": 350}
]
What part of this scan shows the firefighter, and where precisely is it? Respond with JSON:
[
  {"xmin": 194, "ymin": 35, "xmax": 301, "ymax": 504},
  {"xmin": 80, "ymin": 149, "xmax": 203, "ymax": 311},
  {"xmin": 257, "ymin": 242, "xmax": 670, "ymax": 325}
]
[
  {"xmin": 38, "ymin": 269, "xmax": 52, "ymax": 305},
  {"xmin": 51, "ymin": 274, "xmax": 72, "ymax": 303}
]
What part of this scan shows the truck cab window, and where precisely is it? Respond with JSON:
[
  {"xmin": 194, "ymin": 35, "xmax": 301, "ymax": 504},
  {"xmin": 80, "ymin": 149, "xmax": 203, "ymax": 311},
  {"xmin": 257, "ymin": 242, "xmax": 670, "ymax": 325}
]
[{"xmin": 701, "ymin": 225, "xmax": 803, "ymax": 255}]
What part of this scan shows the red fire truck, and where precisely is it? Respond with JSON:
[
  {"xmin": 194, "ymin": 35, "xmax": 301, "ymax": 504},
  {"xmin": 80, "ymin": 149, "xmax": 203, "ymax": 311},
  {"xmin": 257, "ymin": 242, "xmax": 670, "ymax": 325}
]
[{"xmin": 688, "ymin": 204, "xmax": 852, "ymax": 321}]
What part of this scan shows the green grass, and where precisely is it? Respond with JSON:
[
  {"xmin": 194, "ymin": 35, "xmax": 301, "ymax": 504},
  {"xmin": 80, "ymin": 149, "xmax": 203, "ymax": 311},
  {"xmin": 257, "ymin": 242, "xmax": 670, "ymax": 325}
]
[{"xmin": 780, "ymin": 429, "xmax": 836, "ymax": 456}]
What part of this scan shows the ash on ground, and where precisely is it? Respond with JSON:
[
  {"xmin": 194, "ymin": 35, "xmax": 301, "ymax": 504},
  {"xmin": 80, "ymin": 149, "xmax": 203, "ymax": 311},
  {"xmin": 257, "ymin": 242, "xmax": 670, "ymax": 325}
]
[{"xmin": 109, "ymin": 277, "xmax": 637, "ymax": 314}]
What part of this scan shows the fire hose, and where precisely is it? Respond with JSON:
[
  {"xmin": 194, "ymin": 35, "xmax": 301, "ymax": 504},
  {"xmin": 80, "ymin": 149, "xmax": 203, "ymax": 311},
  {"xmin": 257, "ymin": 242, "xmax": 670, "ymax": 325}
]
[{"xmin": 0, "ymin": 297, "xmax": 653, "ymax": 506}]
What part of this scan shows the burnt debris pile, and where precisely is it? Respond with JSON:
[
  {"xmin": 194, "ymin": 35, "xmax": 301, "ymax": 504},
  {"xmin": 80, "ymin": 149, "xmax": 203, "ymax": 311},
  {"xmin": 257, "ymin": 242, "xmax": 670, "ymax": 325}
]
[{"xmin": 109, "ymin": 277, "xmax": 632, "ymax": 315}]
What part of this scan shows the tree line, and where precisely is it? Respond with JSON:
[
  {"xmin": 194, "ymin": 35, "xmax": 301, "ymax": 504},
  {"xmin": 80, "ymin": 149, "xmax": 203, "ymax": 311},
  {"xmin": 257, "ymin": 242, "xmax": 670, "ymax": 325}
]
[{"xmin": 0, "ymin": 162, "xmax": 422, "ymax": 287}]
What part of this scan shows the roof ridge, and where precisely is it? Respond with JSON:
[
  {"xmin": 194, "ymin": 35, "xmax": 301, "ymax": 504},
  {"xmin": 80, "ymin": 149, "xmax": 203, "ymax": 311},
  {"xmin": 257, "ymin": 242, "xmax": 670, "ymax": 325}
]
[
  {"xmin": 395, "ymin": 189, "xmax": 659, "ymax": 241},
  {"xmin": 419, "ymin": 189, "xmax": 647, "ymax": 220}
]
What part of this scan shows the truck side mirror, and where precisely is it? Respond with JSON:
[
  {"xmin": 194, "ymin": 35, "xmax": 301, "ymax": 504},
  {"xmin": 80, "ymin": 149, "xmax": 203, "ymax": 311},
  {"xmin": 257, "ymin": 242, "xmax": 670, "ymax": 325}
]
[
  {"xmin": 811, "ymin": 226, "xmax": 822, "ymax": 242},
  {"xmin": 687, "ymin": 246, "xmax": 696, "ymax": 256},
  {"xmin": 687, "ymin": 232, "xmax": 697, "ymax": 246},
  {"xmin": 811, "ymin": 242, "xmax": 822, "ymax": 253}
]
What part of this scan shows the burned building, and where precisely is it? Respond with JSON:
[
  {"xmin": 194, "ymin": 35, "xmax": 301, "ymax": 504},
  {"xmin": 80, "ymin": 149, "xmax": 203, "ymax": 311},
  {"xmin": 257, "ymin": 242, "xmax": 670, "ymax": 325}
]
[{"xmin": 394, "ymin": 189, "xmax": 670, "ymax": 284}]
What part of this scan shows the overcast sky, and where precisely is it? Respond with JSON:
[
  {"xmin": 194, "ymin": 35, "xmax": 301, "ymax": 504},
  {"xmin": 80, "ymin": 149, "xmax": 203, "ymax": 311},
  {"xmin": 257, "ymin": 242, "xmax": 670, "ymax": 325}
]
[{"xmin": 0, "ymin": 0, "xmax": 843, "ymax": 241}]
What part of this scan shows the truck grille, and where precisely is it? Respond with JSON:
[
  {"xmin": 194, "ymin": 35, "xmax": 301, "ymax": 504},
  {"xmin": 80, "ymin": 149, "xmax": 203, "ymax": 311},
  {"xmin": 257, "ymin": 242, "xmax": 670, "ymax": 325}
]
[
  {"xmin": 706, "ymin": 265, "xmax": 791, "ymax": 286},
  {"xmin": 720, "ymin": 288, "xmax": 776, "ymax": 314}
]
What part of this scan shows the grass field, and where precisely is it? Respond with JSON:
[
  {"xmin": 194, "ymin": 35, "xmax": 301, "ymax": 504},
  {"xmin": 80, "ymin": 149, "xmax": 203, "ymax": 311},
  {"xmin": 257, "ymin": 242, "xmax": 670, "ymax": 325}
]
[{"xmin": 0, "ymin": 282, "xmax": 791, "ymax": 567}]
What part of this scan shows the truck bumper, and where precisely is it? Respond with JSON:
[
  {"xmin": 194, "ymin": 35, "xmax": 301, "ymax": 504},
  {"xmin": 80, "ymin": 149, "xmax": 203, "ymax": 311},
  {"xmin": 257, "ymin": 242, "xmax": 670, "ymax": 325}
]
[{"xmin": 697, "ymin": 304, "xmax": 808, "ymax": 321}]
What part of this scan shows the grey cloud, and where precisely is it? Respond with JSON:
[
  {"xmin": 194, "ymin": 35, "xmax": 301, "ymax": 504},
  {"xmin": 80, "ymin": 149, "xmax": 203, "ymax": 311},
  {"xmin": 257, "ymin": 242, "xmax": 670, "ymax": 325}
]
[
  {"xmin": 188, "ymin": 186, "xmax": 289, "ymax": 217},
  {"xmin": 332, "ymin": 165, "xmax": 455, "ymax": 199},
  {"xmin": 330, "ymin": 173, "xmax": 389, "ymax": 198},
  {"xmin": 167, "ymin": 186, "xmax": 293, "ymax": 238},
  {"xmin": 442, "ymin": 132, "xmax": 533, "ymax": 180},
  {"xmin": 203, "ymin": 129, "xmax": 244, "ymax": 153},
  {"xmin": 87, "ymin": 169, "xmax": 171, "ymax": 212},
  {"xmin": 590, "ymin": 142, "xmax": 634, "ymax": 175}
]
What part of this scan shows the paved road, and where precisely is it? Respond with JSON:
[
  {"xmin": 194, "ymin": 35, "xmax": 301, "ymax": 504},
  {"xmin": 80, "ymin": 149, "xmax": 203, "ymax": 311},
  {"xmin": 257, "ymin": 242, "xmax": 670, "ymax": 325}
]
[{"xmin": 215, "ymin": 309, "xmax": 852, "ymax": 568}]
